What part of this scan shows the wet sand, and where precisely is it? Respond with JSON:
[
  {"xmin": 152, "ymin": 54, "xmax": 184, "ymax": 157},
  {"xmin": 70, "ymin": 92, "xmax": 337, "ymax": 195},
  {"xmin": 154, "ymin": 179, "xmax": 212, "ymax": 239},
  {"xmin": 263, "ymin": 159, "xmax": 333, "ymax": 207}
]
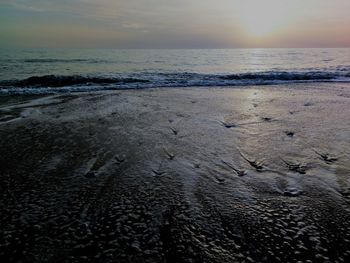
[{"xmin": 1, "ymin": 83, "xmax": 350, "ymax": 262}]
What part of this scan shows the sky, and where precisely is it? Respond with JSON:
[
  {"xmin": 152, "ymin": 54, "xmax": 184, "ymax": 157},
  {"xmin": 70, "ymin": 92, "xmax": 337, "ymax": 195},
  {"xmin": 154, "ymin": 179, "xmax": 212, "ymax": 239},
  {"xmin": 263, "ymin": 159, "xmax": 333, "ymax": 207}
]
[{"xmin": 0, "ymin": 0, "xmax": 350, "ymax": 48}]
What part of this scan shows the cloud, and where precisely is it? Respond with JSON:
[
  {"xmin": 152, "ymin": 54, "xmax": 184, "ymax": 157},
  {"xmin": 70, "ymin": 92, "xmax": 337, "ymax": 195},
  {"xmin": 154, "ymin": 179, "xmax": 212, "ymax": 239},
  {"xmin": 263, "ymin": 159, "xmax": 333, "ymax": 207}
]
[
  {"xmin": 122, "ymin": 23, "xmax": 145, "ymax": 30},
  {"xmin": 4, "ymin": 0, "xmax": 123, "ymax": 20},
  {"xmin": 1, "ymin": 0, "xmax": 350, "ymax": 48}
]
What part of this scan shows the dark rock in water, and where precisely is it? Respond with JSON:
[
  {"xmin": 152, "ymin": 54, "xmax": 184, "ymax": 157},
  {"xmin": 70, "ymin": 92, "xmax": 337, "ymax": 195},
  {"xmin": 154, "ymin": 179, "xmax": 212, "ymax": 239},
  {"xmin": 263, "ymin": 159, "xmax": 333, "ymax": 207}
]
[
  {"xmin": 236, "ymin": 170, "xmax": 247, "ymax": 177},
  {"xmin": 84, "ymin": 171, "xmax": 96, "ymax": 178},
  {"xmin": 221, "ymin": 160, "xmax": 247, "ymax": 176},
  {"xmin": 304, "ymin": 102, "xmax": 314, "ymax": 107},
  {"xmin": 281, "ymin": 159, "xmax": 307, "ymax": 174},
  {"xmin": 239, "ymin": 153, "xmax": 264, "ymax": 172},
  {"xmin": 164, "ymin": 148, "xmax": 175, "ymax": 160},
  {"xmin": 261, "ymin": 117, "xmax": 273, "ymax": 122},
  {"xmin": 321, "ymin": 154, "xmax": 338, "ymax": 164},
  {"xmin": 222, "ymin": 122, "xmax": 237, "ymax": 128},
  {"xmin": 115, "ymin": 155, "xmax": 125, "ymax": 164},
  {"xmin": 170, "ymin": 127, "xmax": 178, "ymax": 135},
  {"xmin": 283, "ymin": 188, "xmax": 302, "ymax": 197},
  {"xmin": 152, "ymin": 169, "xmax": 164, "ymax": 176},
  {"xmin": 314, "ymin": 151, "xmax": 338, "ymax": 164},
  {"xmin": 285, "ymin": 131, "xmax": 294, "ymax": 137}
]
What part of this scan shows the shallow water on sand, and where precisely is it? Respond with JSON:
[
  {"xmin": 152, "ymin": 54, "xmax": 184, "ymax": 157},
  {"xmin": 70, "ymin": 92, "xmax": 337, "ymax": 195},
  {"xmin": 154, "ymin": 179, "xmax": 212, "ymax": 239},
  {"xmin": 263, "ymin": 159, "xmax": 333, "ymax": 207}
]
[{"xmin": 0, "ymin": 83, "xmax": 350, "ymax": 262}]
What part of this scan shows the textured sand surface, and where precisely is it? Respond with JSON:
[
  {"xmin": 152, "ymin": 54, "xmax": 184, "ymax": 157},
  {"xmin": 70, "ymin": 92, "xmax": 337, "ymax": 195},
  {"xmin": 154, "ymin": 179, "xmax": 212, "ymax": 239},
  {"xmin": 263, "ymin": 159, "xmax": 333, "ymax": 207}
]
[{"xmin": 1, "ymin": 84, "xmax": 350, "ymax": 262}]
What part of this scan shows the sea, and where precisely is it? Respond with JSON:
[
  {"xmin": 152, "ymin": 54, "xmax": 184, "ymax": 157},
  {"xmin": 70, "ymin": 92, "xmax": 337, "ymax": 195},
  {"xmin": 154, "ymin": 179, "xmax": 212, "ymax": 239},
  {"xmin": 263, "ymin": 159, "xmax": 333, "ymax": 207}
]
[{"xmin": 0, "ymin": 48, "xmax": 350, "ymax": 95}]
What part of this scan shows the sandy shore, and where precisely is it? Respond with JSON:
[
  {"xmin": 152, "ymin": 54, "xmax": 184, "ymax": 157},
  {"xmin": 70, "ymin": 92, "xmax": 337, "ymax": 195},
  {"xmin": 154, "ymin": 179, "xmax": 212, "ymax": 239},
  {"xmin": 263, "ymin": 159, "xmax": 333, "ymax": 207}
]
[{"xmin": 1, "ymin": 83, "xmax": 350, "ymax": 262}]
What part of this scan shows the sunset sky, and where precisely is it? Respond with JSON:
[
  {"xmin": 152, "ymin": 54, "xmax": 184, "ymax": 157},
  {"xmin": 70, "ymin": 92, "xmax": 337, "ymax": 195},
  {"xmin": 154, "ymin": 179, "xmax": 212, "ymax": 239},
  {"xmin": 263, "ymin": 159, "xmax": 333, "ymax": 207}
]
[{"xmin": 1, "ymin": 0, "xmax": 350, "ymax": 48}]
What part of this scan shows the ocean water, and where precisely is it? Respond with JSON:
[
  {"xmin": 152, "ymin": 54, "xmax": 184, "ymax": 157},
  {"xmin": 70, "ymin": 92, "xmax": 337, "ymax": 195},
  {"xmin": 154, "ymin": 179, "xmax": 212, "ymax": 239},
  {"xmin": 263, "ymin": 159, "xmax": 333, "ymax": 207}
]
[{"xmin": 0, "ymin": 48, "xmax": 350, "ymax": 94}]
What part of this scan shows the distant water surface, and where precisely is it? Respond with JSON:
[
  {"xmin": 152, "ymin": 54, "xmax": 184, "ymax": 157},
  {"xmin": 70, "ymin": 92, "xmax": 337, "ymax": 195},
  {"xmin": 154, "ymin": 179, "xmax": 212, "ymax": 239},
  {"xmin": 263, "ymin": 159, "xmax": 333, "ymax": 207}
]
[{"xmin": 1, "ymin": 48, "xmax": 350, "ymax": 94}]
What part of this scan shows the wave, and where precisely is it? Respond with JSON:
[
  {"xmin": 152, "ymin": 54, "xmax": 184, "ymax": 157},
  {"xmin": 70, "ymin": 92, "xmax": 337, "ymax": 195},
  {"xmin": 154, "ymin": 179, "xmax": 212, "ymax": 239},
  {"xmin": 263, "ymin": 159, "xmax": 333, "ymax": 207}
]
[
  {"xmin": 0, "ymin": 75, "xmax": 150, "ymax": 88},
  {"xmin": 0, "ymin": 58, "xmax": 110, "ymax": 63},
  {"xmin": 220, "ymin": 71, "xmax": 336, "ymax": 81},
  {"xmin": 1, "ymin": 71, "xmax": 349, "ymax": 95},
  {"xmin": 23, "ymin": 59, "xmax": 94, "ymax": 63}
]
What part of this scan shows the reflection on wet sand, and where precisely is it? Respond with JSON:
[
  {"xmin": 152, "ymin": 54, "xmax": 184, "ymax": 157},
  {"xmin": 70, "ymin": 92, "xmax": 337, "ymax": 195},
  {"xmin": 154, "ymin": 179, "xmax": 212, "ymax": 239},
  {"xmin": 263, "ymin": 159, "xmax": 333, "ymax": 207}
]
[{"xmin": 0, "ymin": 83, "xmax": 350, "ymax": 262}]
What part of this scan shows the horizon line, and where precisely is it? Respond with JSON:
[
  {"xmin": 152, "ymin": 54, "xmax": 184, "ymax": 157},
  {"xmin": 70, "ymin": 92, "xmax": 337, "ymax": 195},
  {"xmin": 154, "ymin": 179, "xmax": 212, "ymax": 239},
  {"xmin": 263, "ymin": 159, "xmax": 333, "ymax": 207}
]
[{"xmin": 1, "ymin": 46, "xmax": 350, "ymax": 50}]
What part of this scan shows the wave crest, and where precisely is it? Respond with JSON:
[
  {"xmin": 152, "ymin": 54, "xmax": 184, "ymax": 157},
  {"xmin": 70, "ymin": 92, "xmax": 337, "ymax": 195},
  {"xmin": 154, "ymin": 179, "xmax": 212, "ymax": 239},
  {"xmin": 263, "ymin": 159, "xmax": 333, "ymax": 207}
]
[
  {"xmin": 221, "ymin": 71, "xmax": 335, "ymax": 81},
  {"xmin": 0, "ymin": 75, "xmax": 149, "ymax": 88},
  {"xmin": 1, "ymin": 70, "xmax": 349, "ymax": 95}
]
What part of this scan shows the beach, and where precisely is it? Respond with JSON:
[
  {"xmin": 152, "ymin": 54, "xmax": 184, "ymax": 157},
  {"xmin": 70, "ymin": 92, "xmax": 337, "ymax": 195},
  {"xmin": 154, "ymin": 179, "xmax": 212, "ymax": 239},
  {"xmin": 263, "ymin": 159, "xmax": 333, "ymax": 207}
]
[{"xmin": 0, "ymin": 83, "xmax": 350, "ymax": 262}]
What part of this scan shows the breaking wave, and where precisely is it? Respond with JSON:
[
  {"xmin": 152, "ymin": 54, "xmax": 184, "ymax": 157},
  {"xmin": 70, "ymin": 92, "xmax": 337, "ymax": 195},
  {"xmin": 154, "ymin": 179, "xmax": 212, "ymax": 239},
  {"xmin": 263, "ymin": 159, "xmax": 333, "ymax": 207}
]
[
  {"xmin": 1, "ymin": 71, "xmax": 350, "ymax": 95},
  {"xmin": 0, "ymin": 75, "xmax": 149, "ymax": 88}
]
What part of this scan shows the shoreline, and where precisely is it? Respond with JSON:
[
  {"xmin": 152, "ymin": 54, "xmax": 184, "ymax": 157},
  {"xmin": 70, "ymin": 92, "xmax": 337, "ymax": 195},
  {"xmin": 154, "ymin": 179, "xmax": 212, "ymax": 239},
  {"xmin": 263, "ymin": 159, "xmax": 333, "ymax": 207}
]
[
  {"xmin": 1, "ymin": 84, "xmax": 350, "ymax": 262},
  {"xmin": 1, "ymin": 81, "xmax": 350, "ymax": 97}
]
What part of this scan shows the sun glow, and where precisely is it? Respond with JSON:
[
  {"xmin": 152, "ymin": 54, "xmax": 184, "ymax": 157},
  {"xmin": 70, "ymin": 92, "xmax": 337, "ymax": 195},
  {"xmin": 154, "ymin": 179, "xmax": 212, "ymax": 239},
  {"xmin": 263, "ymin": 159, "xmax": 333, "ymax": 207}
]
[{"xmin": 236, "ymin": 0, "xmax": 298, "ymax": 37}]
